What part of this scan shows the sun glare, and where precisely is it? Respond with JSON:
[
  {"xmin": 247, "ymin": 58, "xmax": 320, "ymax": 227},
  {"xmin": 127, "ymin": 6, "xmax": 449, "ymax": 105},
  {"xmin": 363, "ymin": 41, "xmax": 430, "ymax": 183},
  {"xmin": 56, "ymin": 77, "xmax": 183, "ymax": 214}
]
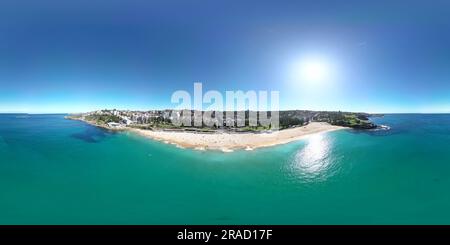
[
  {"xmin": 292, "ymin": 56, "xmax": 333, "ymax": 87},
  {"xmin": 301, "ymin": 61, "xmax": 328, "ymax": 81}
]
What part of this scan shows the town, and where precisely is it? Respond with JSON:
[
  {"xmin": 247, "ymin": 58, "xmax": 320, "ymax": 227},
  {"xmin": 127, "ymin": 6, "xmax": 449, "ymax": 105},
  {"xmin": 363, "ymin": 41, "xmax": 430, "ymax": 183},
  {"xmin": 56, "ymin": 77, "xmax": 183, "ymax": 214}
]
[{"xmin": 67, "ymin": 109, "xmax": 380, "ymax": 132}]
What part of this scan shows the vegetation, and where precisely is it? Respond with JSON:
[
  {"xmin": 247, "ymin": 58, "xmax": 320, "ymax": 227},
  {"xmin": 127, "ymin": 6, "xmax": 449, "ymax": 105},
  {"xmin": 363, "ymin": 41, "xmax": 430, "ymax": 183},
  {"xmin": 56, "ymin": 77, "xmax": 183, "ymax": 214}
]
[
  {"xmin": 236, "ymin": 125, "xmax": 272, "ymax": 132},
  {"xmin": 70, "ymin": 109, "xmax": 380, "ymax": 131},
  {"xmin": 313, "ymin": 111, "xmax": 377, "ymax": 129},
  {"xmin": 84, "ymin": 114, "xmax": 121, "ymax": 124},
  {"xmin": 279, "ymin": 117, "xmax": 305, "ymax": 129}
]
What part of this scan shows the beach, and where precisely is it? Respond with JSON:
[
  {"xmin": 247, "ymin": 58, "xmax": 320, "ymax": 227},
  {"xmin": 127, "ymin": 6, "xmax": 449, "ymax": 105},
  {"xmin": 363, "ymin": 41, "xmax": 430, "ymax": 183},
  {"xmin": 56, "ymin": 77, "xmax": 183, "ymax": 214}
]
[{"xmin": 129, "ymin": 122, "xmax": 345, "ymax": 151}]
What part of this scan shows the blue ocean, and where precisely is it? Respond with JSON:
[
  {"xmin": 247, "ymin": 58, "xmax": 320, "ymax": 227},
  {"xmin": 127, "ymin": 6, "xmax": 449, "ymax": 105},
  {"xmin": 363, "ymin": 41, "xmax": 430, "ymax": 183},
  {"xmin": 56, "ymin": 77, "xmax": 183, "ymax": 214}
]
[{"xmin": 1, "ymin": 114, "xmax": 450, "ymax": 224}]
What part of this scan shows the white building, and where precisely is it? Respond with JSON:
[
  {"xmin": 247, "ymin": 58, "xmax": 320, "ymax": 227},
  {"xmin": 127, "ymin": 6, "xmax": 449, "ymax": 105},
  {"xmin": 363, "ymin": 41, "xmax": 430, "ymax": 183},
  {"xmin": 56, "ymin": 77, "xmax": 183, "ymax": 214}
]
[{"xmin": 107, "ymin": 122, "xmax": 122, "ymax": 128}]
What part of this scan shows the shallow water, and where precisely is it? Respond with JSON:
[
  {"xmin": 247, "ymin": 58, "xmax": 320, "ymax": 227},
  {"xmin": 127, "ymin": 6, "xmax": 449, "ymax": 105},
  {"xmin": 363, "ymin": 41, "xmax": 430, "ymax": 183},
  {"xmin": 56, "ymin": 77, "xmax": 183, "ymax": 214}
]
[{"xmin": 1, "ymin": 114, "xmax": 450, "ymax": 224}]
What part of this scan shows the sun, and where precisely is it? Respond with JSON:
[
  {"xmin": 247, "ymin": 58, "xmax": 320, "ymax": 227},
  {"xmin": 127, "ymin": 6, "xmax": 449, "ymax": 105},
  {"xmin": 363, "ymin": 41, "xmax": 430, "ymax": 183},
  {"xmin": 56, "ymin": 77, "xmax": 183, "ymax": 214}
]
[
  {"xmin": 298, "ymin": 59, "xmax": 330, "ymax": 82},
  {"xmin": 289, "ymin": 55, "xmax": 337, "ymax": 90}
]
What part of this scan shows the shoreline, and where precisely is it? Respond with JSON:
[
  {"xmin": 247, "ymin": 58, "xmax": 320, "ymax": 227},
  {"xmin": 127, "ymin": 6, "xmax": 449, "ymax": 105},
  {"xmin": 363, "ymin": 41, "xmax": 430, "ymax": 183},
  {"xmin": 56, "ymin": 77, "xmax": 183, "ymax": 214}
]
[
  {"xmin": 129, "ymin": 122, "xmax": 345, "ymax": 151},
  {"xmin": 66, "ymin": 116, "xmax": 346, "ymax": 151}
]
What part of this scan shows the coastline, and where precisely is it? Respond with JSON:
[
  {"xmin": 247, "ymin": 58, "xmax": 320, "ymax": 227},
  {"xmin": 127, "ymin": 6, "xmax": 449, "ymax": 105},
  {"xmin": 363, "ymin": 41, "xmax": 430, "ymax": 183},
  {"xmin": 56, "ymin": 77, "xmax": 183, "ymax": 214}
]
[
  {"xmin": 129, "ymin": 122, "xmax": 345, "ymax": 151},
  {"xmin": 66, "ymin": 116, "xmax": 346, "ymax": 151},
  {"xmin": 65, "ymin": 116, "xmax": 127, "ymax": 132}
]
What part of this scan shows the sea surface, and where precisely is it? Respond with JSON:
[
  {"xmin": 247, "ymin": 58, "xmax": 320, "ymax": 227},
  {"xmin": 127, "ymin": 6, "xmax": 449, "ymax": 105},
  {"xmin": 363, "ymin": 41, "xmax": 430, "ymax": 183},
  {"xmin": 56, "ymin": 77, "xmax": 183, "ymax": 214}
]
[{"xmin": 1, "ymin": 114, "xmax": 450, "ymax": 224}]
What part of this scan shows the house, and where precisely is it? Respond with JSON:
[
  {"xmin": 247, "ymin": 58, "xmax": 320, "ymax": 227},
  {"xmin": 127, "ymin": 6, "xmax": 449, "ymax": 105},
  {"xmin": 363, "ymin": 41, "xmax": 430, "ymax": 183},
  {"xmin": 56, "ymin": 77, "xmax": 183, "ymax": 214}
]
[{"xmin": 107, "ymin": 122, "xmax": 122, "ymax": 128}]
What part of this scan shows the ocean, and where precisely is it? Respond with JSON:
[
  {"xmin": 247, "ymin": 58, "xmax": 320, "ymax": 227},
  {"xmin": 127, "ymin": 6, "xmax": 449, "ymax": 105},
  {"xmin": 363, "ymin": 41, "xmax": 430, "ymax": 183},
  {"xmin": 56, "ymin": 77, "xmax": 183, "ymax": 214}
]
[{"xmin": 1, "ymin": 114, "xmax": 450, "ymax": 224}]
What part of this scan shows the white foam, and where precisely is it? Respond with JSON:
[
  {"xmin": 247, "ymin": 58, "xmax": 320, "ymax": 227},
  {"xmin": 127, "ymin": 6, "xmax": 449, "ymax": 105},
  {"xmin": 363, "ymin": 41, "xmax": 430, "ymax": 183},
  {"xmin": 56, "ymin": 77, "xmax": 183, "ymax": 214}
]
[{"xmin": 245, "ymin": 146, "xmax": 254, "ymax": 151}]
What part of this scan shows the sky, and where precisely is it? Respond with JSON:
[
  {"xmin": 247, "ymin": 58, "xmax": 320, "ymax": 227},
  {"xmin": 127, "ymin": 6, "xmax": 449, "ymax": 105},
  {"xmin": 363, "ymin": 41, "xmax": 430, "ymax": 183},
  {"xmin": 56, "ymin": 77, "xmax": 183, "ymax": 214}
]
[{"xmin": 1, "ymin": 0, "xmax": 450, "ymax": 113}]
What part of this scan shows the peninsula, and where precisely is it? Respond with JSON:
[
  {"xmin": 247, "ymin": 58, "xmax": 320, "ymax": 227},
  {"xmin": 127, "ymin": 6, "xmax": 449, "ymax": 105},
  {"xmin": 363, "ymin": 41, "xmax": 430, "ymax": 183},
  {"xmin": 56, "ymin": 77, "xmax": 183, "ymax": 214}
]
[{"xmin": 67, "ymin": 109, "xmax": 379, "ymax": 151}]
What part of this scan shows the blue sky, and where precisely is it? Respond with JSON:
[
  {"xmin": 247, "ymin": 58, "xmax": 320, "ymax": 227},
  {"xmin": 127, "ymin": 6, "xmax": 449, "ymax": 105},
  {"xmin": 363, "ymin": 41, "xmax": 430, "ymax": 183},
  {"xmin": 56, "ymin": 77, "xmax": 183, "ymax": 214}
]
[{"xmin": 1, "ymin": 0, "xmax": 450, "ymax": 113}]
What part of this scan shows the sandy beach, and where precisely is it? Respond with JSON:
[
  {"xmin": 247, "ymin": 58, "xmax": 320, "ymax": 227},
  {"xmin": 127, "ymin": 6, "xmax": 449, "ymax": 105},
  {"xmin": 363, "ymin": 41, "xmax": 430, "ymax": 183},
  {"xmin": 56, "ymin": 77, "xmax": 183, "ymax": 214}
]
[{"xmin": 129, "ymin": 122, "xmax": 345, "ymax": 151}]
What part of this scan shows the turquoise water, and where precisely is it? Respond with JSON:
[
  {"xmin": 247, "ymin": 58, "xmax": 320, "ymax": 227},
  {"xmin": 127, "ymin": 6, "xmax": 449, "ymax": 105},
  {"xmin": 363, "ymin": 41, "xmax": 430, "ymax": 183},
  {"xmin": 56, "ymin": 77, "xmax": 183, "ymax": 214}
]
[{"xmin": 1, "ymin": 114, "xmax": 450, "ymax": 224}]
